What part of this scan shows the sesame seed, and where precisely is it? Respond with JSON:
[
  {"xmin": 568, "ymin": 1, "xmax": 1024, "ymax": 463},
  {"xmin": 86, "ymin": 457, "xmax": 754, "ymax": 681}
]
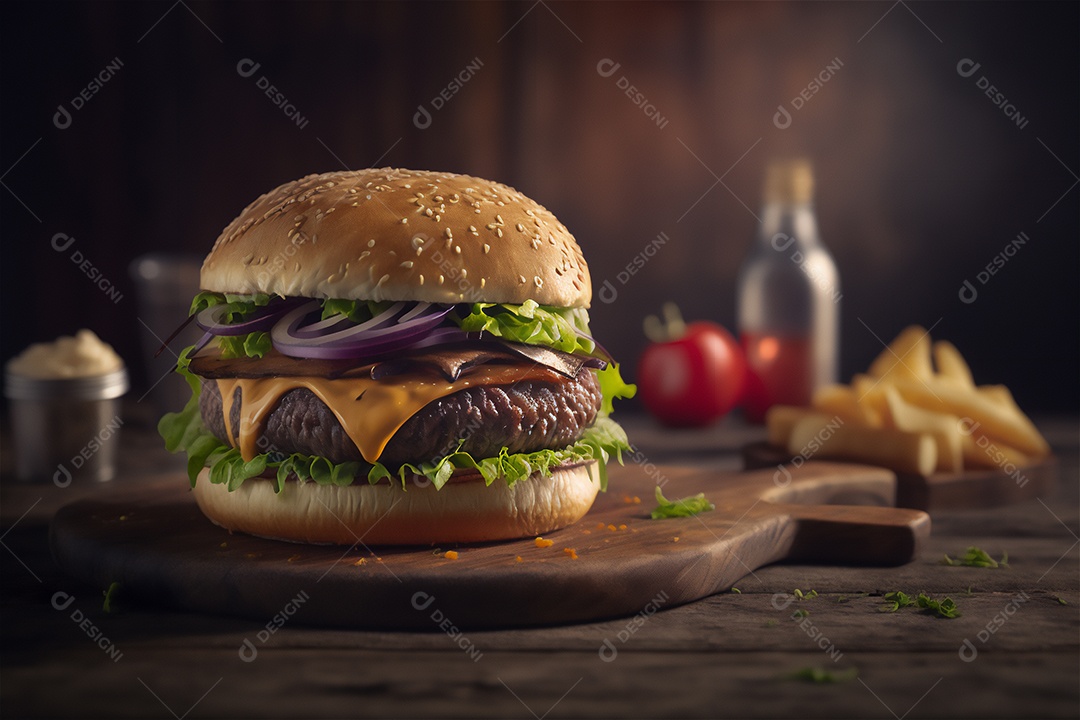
[
  {"xmin": 474, "ymin": 208, "xmax": 481, "ymax": 214},
  {"xmin": 438, "ymin": 275, "xmax": 445, "ymax": 285},
  {"xmin": 483, "ymin": 243, "xmax": 490, "ymax": 253},
  {"xmin": 400, "ymin": 218, "xmax": 408, "ymax": 224},
  {"xmin": 496, "ymin": 214, "xmax": 504, "ymax": 224},
  {"xmin": 454, "ymin": 246, "xmax": 461, "ymax": 254},
  {"xmin": 469, "ymin": 225, "xmax": 479, "ymax": 235},
  {"xmin": 359, "ymin": 251, "xmax": 371, "ymax": 260},
  {"xmin": 377, "ymin": 274, "xmax": 390, "ymax": 286},
  {"xmin": 516, "ymin": 223, "xmax": 525, "ymax": 232},
  {"xmin": 425, "ymin": 208, "xmax": 433, "ymax": 217},
  {"xmin": 401, "ymin": 261, "xmax": 414, "ymax": 269},
  {"xmin": 534, "ymin": 276, "xmax": 543, "ymax": 288},
  {"xmin": 460, "ymin": 268, "xmax": 468, "ymax": 279},
  {"xmin": 418, "ymin": 274, "xmax": 425, "ymax": 285},
  {"xmin": 496, "ymin": 228, "xmax": 503, "ymax": 238},
  {"xmin": 368, "ymin": 239, "xmax": 376, "ymax": 247},
  {"xmin": 444, "ymin": 228, "xmax": 453, "ymax": 239},
  {"xmin": 519, "ymin": 275, "xmax": 527, "ymax": 284},
  {"xmin": 480, "ymin": 278, "xmax": 486, "ymax": 288},
  {"xmin": 445, "ymin": 237, "xmax": 453, "ymax": 249}
]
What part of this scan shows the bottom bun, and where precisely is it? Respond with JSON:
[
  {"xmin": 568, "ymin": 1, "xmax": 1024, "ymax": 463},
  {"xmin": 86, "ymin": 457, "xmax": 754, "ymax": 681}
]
[{"xmin": 191, "ymin": 462, "xmax": 600, "ymax": 545}]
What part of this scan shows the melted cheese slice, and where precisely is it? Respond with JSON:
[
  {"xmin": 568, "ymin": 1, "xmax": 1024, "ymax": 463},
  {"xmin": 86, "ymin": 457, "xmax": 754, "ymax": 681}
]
[{"xmin": 215, "ymin": 364, "xmax": 560, "ymax": 463}]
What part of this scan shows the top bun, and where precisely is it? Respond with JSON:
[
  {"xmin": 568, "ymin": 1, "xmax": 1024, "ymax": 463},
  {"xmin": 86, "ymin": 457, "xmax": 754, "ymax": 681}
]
[{"xmin": 201, "ymin": 169, "xmax": 591, "ymax": 308}]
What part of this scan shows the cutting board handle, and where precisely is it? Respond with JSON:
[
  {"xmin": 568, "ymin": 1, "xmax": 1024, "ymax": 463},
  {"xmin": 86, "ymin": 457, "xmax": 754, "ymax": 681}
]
[
  {"xmin": 745, "ymin": 461, "xmax": 931, "ymax": 566},
  {"xmin": 781, "ymin": 504, "xmax": 931, "ymax": 566}
]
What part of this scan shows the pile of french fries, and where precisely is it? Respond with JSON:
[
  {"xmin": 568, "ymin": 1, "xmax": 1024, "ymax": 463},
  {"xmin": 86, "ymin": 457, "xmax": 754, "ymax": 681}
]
[{"xmin": 767, "ymin": 326, "xmax": 1050, "ymax": 476}]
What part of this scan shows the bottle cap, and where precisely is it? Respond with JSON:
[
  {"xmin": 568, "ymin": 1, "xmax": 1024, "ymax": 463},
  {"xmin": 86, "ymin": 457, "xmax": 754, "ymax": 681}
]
[{"xmin": 764, "ymin": 159, "xmax": 814, "ymax": 204}]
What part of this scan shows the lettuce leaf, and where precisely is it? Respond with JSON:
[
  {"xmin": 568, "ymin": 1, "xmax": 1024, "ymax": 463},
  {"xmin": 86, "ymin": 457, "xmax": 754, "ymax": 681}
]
[
  {"xmin": 189, "ymin": 291, "xmax": 272, "ymax": 320},
  {"xmin": 596, "ymin": 363, "xmax": 636, "ymax": 415},
  {"xmin": 216, "ymin": 331, "xmax": 273, "ymax": 359},
  {"xmin": 650, "ymin": 487, "xmax": 715, "ymax": 519},
  {"xmin": 158, "ymin": 346, "xmax": 632, "ymax": 493},
  {"xmin": 455, "ymin": 300, "xmax": 596, "ymax": 355}
]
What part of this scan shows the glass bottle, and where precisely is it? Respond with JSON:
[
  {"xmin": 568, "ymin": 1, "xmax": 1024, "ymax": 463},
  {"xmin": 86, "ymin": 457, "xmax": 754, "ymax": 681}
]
[{"xmin": 737, "ymin": 159, "xmax": 840, "ymax": 423}]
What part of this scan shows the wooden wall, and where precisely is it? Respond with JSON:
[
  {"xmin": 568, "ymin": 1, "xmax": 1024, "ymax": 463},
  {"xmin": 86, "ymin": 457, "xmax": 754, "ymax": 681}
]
[{"xmin": 1, "ymin": 1, "xmax": 1076, "ymax": 410}]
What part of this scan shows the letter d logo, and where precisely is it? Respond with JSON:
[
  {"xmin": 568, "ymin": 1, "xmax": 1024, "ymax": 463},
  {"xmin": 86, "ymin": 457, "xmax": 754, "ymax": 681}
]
[
  {"xmin": 598, "ymin": 279, "xmax": 618, "ymax": 304},
  {"xmin": 52, "ymin": 591, "xmax": 75, "ymax": 611},
  {"xmin": 958, "ymin": 279, "xmax": 978, "ymax": 304},
  {"xmin": 958, "ymin": 638, "xmax": 978, "ymax": 662},
  {"xmin": 411, "ymin": 591, "xmax": 435, "ymax": 611},
  {"xmin": 598, "ymin": 638, "xmax": 618, "ymax": 662},
  {"xmin": 596, "ymin": 59, "xmax": 621, "ymax": 78},
  {"xmin": 236, "ymin": 58, "xmax": 261, "ymax": 78},
  {"xmin": 413, "ymin": 105, "xmax": 432, "ymax": 130},
  {"xmin": 54, "ymin": 464, "xmax": 72, "ymax": 488},
  {"xmin": 773, "ymin": 105, "xmax": 792, "ymax": 130},
  {"xmin": 238, "ymin": 638, "xmax": 258, "ymax": 662},
  {"xmin": 956, "ymin": 58, "xmax": 981, "ymax": 78},
  {"xmin": 53, "ymin": 104, "xmax": 72, "ymax": 130}
]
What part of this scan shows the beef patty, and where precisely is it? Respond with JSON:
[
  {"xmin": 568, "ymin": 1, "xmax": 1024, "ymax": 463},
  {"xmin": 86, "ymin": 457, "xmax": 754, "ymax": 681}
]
[{"xmin": 197, "ymin": 368, "xmax": 602, "ymax": 467}]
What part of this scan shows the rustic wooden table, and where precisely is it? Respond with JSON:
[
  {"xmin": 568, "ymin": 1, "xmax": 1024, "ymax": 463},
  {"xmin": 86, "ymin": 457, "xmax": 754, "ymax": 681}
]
[{"xmin": 2, "ymin": 412, "xmax": 1077, "ymax": 719}]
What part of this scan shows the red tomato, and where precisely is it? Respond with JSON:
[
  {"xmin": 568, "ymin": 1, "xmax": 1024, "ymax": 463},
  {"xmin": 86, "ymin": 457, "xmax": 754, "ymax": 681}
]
[{"xmin": 637, "ymin": 322, "xmax": 747, "ymax": 427}]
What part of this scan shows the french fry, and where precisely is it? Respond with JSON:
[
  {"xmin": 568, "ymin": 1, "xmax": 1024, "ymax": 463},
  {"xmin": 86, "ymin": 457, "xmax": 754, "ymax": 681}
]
[
  {"xmin": 770, "ymin": 325, "xmax": 1047, "ymax": 475},
  {"xmin": 890, "ymin": 376, "xmax": 1049, "ymax": 458},
  {"xmin": 868, "ymin": 325, "xmax": 933, "ymax": 383},
  {"xmin": 812, "ymin": 384, "xmax": 879, "ymax": 426},
  {"xmin": 884, "ymin": 387, "xmax": 963, "ymax": 472},
  {"xmin": 787, "ymin": 415, "xmax": 938, "ymax": 476},
  {"xmin": 766, "ymin": 405, "xmax": 831, "ymax": 449},
  {"xmin": 962, "ymin": 434, "xmax": 1031, "ymax": 470},
  {"xmin": 851, "ymin": 374, "xmax": 892, "ymax": 428},
  {"xmin": 933, "ymin": 341, "xmax": 975, "ymax": 388}
]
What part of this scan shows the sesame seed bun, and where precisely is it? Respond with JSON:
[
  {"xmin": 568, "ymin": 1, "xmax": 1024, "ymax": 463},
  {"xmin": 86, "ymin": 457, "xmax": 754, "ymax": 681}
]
[
  {"xmin": 191, "ymin": 462, "xmax": 601, "ymax": 545},
  {"xmin": 200, "ymin": 169, "xmax": 591, "ymax": 308}
]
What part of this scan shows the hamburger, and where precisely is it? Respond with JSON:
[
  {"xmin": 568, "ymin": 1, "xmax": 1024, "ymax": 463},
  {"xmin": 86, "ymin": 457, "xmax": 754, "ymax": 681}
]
[{"xmin": 158, "ymin": 168, "xmax": 634, "ymax": 545}]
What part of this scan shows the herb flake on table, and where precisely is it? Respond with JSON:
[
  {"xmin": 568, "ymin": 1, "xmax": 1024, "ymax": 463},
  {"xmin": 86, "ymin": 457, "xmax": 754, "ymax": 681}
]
[
  {"xmin": 943, "ymin": 546, "xmax": 1009, "ymax": 568},
  {"xmin": 787, "ymin": 666, "xmax": 858, "ymax": 683},
  {"xmin": 650, "ymin": 487, "xmax": 714, "ymax": 519}
]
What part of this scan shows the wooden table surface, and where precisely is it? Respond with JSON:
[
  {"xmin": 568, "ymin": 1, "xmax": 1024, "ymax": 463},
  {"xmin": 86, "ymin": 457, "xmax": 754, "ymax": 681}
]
[{"xmin": 2, "ymin": 412, "xmax": 1077, "ymax": 719}]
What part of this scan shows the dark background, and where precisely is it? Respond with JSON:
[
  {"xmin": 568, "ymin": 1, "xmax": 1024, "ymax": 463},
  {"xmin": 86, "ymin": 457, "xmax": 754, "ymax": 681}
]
[{"xmin": 2, "ymin": 1, "xmax": 1077, "ymax": 412}]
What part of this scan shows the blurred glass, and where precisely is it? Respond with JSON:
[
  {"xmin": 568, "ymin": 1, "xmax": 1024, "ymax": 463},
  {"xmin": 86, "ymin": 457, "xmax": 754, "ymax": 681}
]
[{"xmin": 129, "ymin": 254, "xmax": 203, "ymax": 419}]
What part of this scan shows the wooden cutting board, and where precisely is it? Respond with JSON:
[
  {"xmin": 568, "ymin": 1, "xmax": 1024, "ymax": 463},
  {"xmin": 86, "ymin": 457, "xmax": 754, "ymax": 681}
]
[
  {"xmin": 741, "ymin": 441, "xmax": 1058, "ymax": 511},
  {"xmin": 50, "ymin": 461, "xmax": 929, "ymax": 630}
]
